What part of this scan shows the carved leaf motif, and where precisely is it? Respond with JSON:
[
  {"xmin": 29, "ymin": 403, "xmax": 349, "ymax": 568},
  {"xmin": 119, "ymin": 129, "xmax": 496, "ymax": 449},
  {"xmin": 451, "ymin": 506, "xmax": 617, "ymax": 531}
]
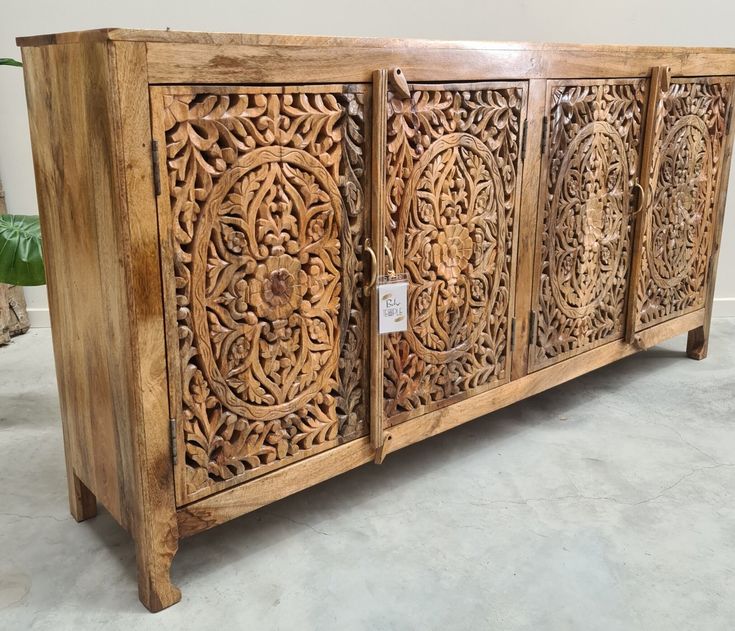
[
  {"xmin": 383, "ymin": 85, "xmax": 523, "ymax": 424},
  {"xmin": 162, "ymin": 88, "xmax": 368, "ymax": 500}
]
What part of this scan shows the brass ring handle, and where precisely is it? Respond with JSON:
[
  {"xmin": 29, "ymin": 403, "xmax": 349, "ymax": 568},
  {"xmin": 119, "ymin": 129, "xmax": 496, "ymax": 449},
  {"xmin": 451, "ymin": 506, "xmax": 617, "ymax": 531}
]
[
  {"xmin": 365, "ymin": 239, "xmax": 377, "ymax": 290},
  {"xmin": 632, "ymin": 182, "xmax": 648, "ymax": 217}
]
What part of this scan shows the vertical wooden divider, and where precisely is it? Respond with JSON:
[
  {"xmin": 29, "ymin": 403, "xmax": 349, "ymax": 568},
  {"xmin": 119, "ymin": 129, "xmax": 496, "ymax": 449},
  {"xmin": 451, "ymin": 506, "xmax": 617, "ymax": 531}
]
[
  {"xmin": 370, "ymin": 70, "xmax": 388, "ymax": 459},
  {"xmin": 625, "ymin": 66, "xmax": 665, "ymax": 344},
  {"xmin": 511, "ymin": 80, "xmax": 546, "ymax": 380}
]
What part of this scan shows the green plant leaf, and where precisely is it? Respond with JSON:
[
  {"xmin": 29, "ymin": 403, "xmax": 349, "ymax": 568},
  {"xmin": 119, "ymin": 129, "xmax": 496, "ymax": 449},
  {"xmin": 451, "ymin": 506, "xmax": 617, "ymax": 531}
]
[
  {"xmin": 0, "ymin": 58, "xmax": 23, "ymax": 67},
  {"xmin": 0, "ymin": 214, "xmax": 45, "ymax": 286}
]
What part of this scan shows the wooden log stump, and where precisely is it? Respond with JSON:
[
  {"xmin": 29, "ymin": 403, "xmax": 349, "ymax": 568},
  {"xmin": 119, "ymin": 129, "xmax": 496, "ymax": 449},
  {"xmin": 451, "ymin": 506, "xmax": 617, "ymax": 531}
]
[{"xmin": 0, "ymin": 178, "xmax": 30, "ymax": 346}]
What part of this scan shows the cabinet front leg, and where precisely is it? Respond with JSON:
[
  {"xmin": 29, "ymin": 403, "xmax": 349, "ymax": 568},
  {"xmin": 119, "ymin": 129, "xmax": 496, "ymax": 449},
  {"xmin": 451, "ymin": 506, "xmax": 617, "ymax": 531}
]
[
  {"xmin": 135, "ymin": 519, "xmax": 181, "ymax": 612},
  {"xmin": 68, "ymin": 471, "xmax": 97, "ymax": 522},
  {"xmin": 686, "ymin": 324, "xmax": 708, "ymax": 360}
]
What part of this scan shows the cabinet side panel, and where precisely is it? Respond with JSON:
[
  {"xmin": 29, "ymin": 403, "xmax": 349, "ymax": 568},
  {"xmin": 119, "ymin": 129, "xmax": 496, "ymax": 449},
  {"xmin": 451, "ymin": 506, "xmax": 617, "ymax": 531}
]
[{"xmin": 21, "ymin": 43, "xmax": 139, "ymax": 529}]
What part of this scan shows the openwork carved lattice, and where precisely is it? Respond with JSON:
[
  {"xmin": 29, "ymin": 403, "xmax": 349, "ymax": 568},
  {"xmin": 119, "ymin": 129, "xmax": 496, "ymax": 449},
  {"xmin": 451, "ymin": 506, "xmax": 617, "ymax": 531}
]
[
  {"xmin": 636, "ymin": 79, "xmax": 730, "ymax": 328},
  {"xmin": 530, "ymin": 81, "xmax": 645, "ymax": 370},
  {"xmin": 383, "ymin": 83, "xmax": 525, "ymax": 424},
  {"xmin": 160, "ymin": 86, "xmax": 369, "ymax": 500}
]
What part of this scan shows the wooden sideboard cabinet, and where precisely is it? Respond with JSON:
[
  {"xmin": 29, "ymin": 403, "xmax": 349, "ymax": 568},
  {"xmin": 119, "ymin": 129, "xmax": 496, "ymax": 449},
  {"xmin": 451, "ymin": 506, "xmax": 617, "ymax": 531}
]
[{"xmin": 16, "ymin": 29, "xmax": 735, "ymax": 611}]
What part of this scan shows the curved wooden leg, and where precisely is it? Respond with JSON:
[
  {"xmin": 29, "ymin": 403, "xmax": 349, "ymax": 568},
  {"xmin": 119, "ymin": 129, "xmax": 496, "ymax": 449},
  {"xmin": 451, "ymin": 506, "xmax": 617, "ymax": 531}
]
[
  {"xmin": 68, "ymin": 471, "xmax": 97, "ymax": 522},
  {"xmin": 135, "ymin": 520, "xmax": 181, "ymax": 612},
  {"xmin": 687, "ymin": 324, "xmax": 708, "ymax": 360}
]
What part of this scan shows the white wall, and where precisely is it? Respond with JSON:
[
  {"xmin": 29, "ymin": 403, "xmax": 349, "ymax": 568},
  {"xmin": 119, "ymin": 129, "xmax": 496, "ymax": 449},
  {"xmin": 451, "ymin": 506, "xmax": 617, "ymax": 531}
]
[{"xmin": 2, "ymin": 0, "xmax": 735, "ymax": 326}]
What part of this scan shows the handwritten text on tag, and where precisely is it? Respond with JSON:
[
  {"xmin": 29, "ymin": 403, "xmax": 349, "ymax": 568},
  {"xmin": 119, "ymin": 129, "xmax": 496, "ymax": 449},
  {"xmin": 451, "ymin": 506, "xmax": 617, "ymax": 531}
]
[{"xmin": 378, "ymin": 281, "xmax": 408, "ymax": 334}]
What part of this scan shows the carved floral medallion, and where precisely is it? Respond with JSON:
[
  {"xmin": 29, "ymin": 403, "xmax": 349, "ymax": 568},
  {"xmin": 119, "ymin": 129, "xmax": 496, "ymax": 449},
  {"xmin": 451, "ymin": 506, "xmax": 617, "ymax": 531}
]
[
  {"xmin": 531, "ymin": 81, "xmax": 645, "ymax": 369},
  {"xmin": 383, "ymin": 85, "xmax": 524, "ymax": 423},
  {"xmin": 160, "ymin": 87, "xmax": 369, "ymax": 501},
  {"xmin": 636, "ymin": 79, "xmax": 730, "ymax": 327}
]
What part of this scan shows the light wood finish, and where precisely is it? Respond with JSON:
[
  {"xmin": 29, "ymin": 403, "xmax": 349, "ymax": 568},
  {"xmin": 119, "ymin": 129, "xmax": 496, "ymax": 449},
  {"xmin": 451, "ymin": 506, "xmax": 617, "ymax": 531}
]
[
  {"xmin": 139, "ymin": 43, "xmax": 735, "ymax": 86},
  {"xmin": 632, "ymin": 77, "xmax": 733, "ymax": 333},
  {"xmin": 21, "ymin": 40, "xmax": 180, "ymax": 611},
  {"xmin": 529, "ymin": 78, "xmax": 646, "ymax": 371},
  {"xmin": 17, "ymin": 29, "xmax": 735, "ymax": 612},
  {"xmin": 150, "ymin": 83, "xmax": 370, "ymax": 504},
  {"xmin": 511, "ymin": 79, "xmax": 546, "ymax": 380},
  {"xmin": 625, "ymin": 66, "xmax": 668, "ymax": 344},
  {"xmin": 22, "ymin": 41, "xmax": 129, "ymax": 528},
  {"xmin": 370, "ymin": 70, "xmax": 388, "ymax": 459},
  {"xmin": 381, "ymin": 79, "xmax": 526, "ymax": 426},
  {"xmin": 687, "ymin": 96, "xmax": 735, "ymax": 359},
  {"xmin": 178, "ymin": 436, "xmax": 373, "ymax": 537},
  {"xmin": 15, "ymin": 29, "xmax": 735, "ymax": 53}
]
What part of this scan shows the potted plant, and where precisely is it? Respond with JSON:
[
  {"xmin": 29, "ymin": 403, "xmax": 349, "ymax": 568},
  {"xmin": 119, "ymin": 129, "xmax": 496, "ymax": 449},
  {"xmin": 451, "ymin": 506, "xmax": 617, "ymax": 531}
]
[{"xmin": 0, "ymin": 57, "xmax": 44, "ymax": 345}]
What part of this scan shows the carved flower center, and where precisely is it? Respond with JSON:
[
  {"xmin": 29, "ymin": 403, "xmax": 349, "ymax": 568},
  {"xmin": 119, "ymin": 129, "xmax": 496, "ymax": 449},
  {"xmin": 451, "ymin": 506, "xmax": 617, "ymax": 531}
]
[
  {"xmin": 674, "ymin": 188, "xmax": 694, "ymax": 220},
  {"xmin": 433, "ymin": 224, "xmax": 473, "ymax": 281},
  {"xmin": 249, "ymin": 253, "xmax": 307, "ymax": 320},
  {"xmin": 265, "ymin": 269, "xmax": 294, "ymax": 305}
]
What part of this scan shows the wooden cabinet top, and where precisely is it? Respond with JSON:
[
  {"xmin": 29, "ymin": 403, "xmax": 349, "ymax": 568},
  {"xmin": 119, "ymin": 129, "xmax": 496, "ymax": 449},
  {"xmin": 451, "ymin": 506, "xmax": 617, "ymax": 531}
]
[
  {"xmin": 17, "ymin": 29, "xmax": 735, "ymax": 83},
  {"xmin": 15, "ymin": 28, "xmax": 735, "ymax": 54}
]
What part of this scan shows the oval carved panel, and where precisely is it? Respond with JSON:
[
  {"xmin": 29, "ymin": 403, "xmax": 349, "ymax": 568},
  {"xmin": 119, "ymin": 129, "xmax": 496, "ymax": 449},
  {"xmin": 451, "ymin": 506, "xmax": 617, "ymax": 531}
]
[
  {"xmin": 531, "ymin": 81, "xmax": 645, "ymax": 370},
  {"xmin": 383, "ymin": 85, "xmax": 523, "ymax": 424},
  {"xmin": 159, "ymin": 87, "xmax": 369, "ymax": 502},
  {"xmin": 649, "ymin": 116, "xmax": 712, "ymax": 288},
  {"xmin": 549, "ymin": 121, "xmax": 629, "ymax": 319},
  {"xmin": 396, "ymin": 133, "xmax": 506, "ymax": 363},
  {"xmin": 190, "ymin": 147, "xmax": 343, "ymax": 422},
  {"xmin": 636, "ymin": 79, "xmax": 730, "ymax": 328}
]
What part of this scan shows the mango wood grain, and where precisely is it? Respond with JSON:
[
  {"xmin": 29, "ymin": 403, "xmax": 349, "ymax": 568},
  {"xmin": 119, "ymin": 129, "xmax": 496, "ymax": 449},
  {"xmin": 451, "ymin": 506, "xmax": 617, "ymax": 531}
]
[
  {"xmin": 137, "ymin": 42, "xmax": 735, "ymax": 86},
  {"xmin": 370, "ymin": 70, "xmax": 388, "ymax": 457},
  {"xmin": 148, "ymin": 88, "xmax": 186, "ymax": 507},
  {"xmin": 20, "ymin": 43, "xmax": 100, "ymax": 519},
  {"xmin": 151, "ymin": 83, "xmax": 371, "ymax": 502},
  {"xmin": 529, "ymin": 78, "xmax": 646, "ymax": 371},
  {"xmin": 21, "ymin": 40, "xmax": 180, "ymax": 611},
  {"xmin": 381, "ymin": 80, "xmax": 526, "ymax": 429},
  {"xmin": 108, "ymin": 41, "xmax": 181, "ymax": 612},
  {"xmin": 511, "ymin": 79, "xmax": 546, "ymax": 380},
  {"xmin": 15, "ymin": 29, "xmax": 735, "ymax": 53},
  {"xmin": 177, "ymin": 307, "xmax": 704, "ymax": 538},
  {"xmin": 18, "ymin": 29, "xmax": 735, "ymax": 612},
  {"xmin": 633, "ymin": 77, "xmax": 733, "ymax": 333},
  {"xmin": 22, "ymin": 42, "xmax": 131, "ymax": 529},
  {"xmin": 625, "ymin": 66, "xmax": 667, "ymax": 344}
]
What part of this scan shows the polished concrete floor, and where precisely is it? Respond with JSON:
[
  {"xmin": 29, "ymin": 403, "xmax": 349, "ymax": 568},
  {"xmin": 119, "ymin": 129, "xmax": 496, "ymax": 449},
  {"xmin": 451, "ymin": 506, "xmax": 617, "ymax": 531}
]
[{"xmin": 1, "ymin": 322, "xmax": 734, "ymax": 630}]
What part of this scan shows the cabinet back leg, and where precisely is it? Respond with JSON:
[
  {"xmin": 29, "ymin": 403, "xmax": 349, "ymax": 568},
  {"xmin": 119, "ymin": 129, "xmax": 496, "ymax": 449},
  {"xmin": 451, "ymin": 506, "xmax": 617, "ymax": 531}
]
[
  {"xmin": 69, "ymin": 471, "xmax": 97, "ymax": 523},
  {"xmin": 686, "ymin": 324, "xmax": 708, "ymax": 360}
]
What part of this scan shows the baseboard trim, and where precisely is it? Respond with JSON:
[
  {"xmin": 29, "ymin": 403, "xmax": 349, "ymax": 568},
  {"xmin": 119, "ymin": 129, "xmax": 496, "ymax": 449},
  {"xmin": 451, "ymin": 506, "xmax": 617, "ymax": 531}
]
[
  {"xmin": 22, "ymin": 299, "xmax": 735, "ymax": 329},
  {"xmin": 27, "ymin": 308, "xmax": 51, "ymax": 328},
  {"xmin": 713, "ymin": 298, "xmax": 735, "ymax": 318}
]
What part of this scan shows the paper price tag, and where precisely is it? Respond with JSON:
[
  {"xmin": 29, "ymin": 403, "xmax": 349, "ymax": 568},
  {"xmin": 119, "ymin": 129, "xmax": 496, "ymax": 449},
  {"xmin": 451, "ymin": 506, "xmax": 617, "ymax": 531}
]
[{"xmin": 377, "ymin": 276, "xmax": 408, "ymax": 334}]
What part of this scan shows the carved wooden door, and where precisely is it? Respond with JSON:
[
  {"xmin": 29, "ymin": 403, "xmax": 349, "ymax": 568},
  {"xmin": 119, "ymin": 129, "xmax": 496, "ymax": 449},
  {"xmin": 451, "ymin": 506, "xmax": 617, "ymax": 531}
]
[
  {"xmin": 378, "ymin": 81, "xmax": 527, "ymax": 428},
  {"xmin": 630, "ymin": 76, "xmax": 733, "ymax": 332},
  {"xmin": 528, "ymin": 80, "xmax": 647, "ymax": 371},
  {"xmin": 151, "ymin": 85, "xmax": 371, "ymax": 505}
]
